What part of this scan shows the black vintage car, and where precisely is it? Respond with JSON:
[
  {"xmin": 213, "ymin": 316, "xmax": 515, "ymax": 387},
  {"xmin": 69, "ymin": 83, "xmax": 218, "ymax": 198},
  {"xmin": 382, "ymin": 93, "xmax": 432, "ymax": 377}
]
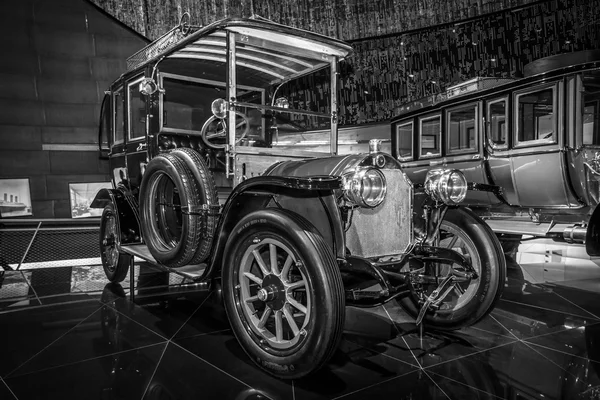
[
  {"xmin": 92, "ymin": 16, "xmax": 505, "ymax": 379},
  {"xmin": 391, "ymin": 51, "xmax": 600, "ymax": 256}
]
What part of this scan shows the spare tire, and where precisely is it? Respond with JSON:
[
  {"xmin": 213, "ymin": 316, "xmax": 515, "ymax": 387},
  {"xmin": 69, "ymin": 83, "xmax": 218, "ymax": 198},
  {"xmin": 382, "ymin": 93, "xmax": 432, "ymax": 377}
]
[
  {"xmin": 139, "ymin": 150, "xmax": 217, "ymax": 267},
  {"xmin": 169, "ymin": 148, "xmax": 219, "ymax": 264}
]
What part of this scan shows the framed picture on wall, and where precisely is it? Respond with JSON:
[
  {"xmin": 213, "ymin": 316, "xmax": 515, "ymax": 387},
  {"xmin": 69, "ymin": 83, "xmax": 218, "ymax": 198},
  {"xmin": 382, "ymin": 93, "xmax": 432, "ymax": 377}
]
[
  {"xmin": 69, "ymin": 182, "xmax": 112, "ymax": 218},
  {"xmin": 0, "ymin": 178, "xmax": 33, "ymax": 217}
]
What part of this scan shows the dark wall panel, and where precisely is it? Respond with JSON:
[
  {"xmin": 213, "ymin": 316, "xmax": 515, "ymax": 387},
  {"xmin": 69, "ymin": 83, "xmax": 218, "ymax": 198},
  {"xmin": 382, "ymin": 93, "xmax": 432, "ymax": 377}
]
[{"xmin": 0, "ymin": 0, "xmax": 148, "ymax": 218}]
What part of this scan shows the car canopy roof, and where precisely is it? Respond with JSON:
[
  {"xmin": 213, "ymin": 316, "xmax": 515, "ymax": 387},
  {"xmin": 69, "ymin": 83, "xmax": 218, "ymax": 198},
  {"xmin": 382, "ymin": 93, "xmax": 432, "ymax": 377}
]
[{"xmin": 126, "ymin": 17, "xmax": 353, "ymax": 87}]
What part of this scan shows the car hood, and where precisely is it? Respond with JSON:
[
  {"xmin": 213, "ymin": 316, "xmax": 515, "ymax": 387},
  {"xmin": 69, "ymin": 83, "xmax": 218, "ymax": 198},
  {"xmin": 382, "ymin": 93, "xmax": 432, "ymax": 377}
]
[{"xmin": 263, "ymin": 153, "xmax": 401, "ymax": 177}]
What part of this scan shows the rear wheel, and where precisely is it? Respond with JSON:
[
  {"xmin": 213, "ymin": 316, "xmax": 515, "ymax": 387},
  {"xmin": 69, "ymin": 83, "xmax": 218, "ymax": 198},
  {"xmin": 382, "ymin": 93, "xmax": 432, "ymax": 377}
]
[
  {"xmin": 222, "ymin": 209, "xmax": 345, "ymax": 379},
  {"xmin": 399, "ymin": 208, "xmax": 505, "ymax": 330},
  {"xmin": 100, "ymin": 203, "xmax": 131, "ymax": 283}
]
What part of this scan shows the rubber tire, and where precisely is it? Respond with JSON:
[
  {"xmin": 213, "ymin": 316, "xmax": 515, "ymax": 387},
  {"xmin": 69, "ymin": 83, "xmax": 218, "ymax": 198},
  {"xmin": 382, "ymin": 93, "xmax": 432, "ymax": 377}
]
[
  {"xmin": 399, "ymin": 207, "xmax": 506, "ymax": 330},
  {"xmin": 168, "ymin": 148, "xmax": 219, "ymax": 264},
  {"xmin": 100, "ymin": 203, "xmax": 131, "ymax": 283},
  {"xmin": 222, "ymin": 208, "xmax": 345, "ymax": 379},
  {"xmin": 139, "ymin": 153, "xmax": 204, "ymax": 268}
]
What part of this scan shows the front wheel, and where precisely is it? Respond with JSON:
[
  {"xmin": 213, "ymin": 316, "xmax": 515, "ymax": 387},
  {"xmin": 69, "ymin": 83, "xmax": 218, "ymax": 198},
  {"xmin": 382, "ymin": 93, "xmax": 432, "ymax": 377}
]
[
  {"xmin": 399, "ymin": 207, "xmax": 505, "ymax": 330},
  {"xmin": 222, "ymin": 209, "xmax": 345, "ymax": 379}
]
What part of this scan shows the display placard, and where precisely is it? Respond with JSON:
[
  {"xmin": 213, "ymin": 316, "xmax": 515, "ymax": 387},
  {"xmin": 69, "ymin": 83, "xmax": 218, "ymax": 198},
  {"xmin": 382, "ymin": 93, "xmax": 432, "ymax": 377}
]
[
  {"xmin": 0, "ymin": 178, "xmax": 32, "ymax": 217},
  {"xmin": 69, "ymin": 182, "xmax": 112, "ymax": 218}
]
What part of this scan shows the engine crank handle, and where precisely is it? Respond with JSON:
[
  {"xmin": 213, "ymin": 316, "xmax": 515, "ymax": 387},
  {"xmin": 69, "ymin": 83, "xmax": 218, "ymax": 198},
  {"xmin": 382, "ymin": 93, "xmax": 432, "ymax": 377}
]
[
  {"xmin": 431, "ymin": 283, "xmax": 460, "ymax": 308},
  {"xmin": 415, "ymin": 274, "xmax": 455, "ymax": 326}
]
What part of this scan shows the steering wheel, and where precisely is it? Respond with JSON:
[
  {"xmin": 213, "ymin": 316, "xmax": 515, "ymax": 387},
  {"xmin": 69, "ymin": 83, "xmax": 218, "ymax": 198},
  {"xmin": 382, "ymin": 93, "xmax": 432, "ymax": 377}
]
[{"xmin": 200, "ymin": 111, "xmax": 249, "ymax": 150}]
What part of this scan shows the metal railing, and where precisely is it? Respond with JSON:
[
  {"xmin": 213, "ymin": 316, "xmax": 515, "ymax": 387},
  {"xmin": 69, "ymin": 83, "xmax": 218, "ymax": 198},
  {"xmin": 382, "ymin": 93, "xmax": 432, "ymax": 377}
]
[{"xmin": 0, "ymin": 218, "xmax": 101, "ymax": 270}]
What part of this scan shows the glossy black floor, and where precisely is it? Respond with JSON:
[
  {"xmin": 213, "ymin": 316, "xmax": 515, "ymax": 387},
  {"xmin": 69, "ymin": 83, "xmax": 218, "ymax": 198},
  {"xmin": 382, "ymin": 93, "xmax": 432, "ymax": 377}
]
[{"xmin": 1, "ymin": 240, "xmax": 599, "ymax": 399}]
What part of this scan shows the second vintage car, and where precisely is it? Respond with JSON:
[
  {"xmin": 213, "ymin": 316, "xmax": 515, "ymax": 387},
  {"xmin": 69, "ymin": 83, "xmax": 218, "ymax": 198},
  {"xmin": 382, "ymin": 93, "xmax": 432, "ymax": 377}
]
[
  {"xmin": 391, "ymin": 50, "xmax": 600, "ymax": 256},
  {"xmin": 91, "ymin": 16, "xmax": 505, "ymax": 379}
]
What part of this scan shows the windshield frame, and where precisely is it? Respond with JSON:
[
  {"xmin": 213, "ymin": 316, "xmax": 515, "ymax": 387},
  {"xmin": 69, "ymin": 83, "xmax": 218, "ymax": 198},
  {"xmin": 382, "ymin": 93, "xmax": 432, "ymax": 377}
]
[{"xmin": 225, "ymin": 30, "xmax": 340, "ymax": 156}]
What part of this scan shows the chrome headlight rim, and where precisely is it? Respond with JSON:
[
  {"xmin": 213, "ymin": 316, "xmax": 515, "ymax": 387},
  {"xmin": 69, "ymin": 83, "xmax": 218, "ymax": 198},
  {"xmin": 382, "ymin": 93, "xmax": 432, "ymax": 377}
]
[
  {"xmin": 342, "ymin": 167, "xmax": 387, "ymax": 208},
  {"xmin": 424, "ymin": 168, "xmax": 468, "ymax": 205}
]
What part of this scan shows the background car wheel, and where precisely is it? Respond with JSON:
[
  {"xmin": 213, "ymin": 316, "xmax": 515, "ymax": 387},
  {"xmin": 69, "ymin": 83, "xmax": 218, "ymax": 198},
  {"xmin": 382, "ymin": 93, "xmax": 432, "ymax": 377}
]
[
  {"xmin": 399, "ymin": 207, "xmax": 506, "ymax": 330},
  {"xmin": 100, "ymin": 203, "xmax": 131, "ymax": 283},
  {"xmin": 139, "ymin": 152, "xmax": 209, "ymax": 268},
  {"xmin": 222, "ymin": 208, "xmax": 345, "ymax": 379}
]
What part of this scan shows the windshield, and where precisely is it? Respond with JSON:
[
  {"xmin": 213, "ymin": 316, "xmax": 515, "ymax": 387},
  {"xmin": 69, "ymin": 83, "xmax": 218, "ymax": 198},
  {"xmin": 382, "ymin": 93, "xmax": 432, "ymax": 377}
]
[{"xmin": 233, "ymin": 33, "xmax": 334, "ymax": 154}]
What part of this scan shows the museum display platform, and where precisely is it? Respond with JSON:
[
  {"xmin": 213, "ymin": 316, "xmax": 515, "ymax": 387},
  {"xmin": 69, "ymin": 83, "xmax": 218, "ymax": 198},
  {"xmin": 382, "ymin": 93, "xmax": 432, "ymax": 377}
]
[{"xmin": 0, "ymin": 240, "xmax": 599, "ymax": 399}]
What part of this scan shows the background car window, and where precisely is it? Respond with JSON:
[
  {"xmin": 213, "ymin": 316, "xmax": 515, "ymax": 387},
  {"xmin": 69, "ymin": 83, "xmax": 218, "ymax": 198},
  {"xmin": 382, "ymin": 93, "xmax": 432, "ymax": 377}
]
[
  {"xmin": 420, "ymin": 116, "xmax": 441, "ymax": 157},
  {"xmin": 396, "ymin": 121, "xmax": 413, "ymax": 159},
  {"xmin": 113, "ymin": 88, "xmax": 124, "ymax": 144},
  {"xmin": 128, "ymin": 80, "xmax": 146, "ymax": 140},
  {"xmin": 517, "ymin": 88, "xmax": 554, "ymax": 142},
  {"xmin": 583, "ymin": 72, "xmax": 600, "ymax": 145},
  {"xmin": 448, "ymin": 105, "xmax": 477, "ymax": 153},
  {"xmin": 488, "ymin": 99, "xmax": 507, "ymax": 148}
]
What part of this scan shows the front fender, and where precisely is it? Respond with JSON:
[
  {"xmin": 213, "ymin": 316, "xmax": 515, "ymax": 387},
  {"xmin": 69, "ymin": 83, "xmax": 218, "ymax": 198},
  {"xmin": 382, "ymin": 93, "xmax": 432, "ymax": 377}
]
[
  {"xmin": 204, "ymin": 175, "xmax": 345, "ymax": 279},
  {"xmin": 91, "ymin": 188, "xmax": 142, "ymax": 245}
]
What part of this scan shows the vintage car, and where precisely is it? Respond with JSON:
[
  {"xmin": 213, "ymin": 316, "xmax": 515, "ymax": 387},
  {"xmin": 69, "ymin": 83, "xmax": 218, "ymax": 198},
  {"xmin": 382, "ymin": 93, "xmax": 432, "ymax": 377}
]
[
  {"xmin": 91, "ymin": 16, "xmax": 505, "ymax": 379},
  {"xmin": 391, "ymin": 51, "xmax": 600, "ymax": 256}
]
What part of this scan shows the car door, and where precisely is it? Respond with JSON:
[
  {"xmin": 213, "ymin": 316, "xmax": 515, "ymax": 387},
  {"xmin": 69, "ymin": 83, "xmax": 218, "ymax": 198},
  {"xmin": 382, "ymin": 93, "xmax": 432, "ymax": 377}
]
[
  {"xmin": 485, "ymin": 95, "xmax": 519, "ymax": 205},
  {"xmin": 109, "ymin": 83, "xmax": 128, "ymax": 190},
  {"xmin": 124, "ymin": 76, "xmax": 149, "ymax": 194},
  {"xmin": 508, "ymin": 81, "xmax": 580, "ymax": 207}
]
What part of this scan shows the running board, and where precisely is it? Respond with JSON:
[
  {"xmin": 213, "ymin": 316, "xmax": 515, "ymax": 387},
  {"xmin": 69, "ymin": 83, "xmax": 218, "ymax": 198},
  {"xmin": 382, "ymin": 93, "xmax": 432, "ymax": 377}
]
[
  {"xmin": 483, "ymin": 219, "xmax": 574, "ymax": 237},
  {"xmin": 121, "ymin": 244, "xmax": 207, "ymax": 280}
]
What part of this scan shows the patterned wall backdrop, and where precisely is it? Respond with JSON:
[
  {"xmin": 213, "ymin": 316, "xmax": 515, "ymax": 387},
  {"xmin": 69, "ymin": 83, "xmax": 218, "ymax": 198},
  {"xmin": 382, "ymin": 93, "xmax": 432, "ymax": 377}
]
[
  {"xmin": 340, "ymin": 0, "xmax": 600, "ymax": 123},
  {"xmin": 90, "ymin": 0, "xmax": 600, "ymax": 124}
]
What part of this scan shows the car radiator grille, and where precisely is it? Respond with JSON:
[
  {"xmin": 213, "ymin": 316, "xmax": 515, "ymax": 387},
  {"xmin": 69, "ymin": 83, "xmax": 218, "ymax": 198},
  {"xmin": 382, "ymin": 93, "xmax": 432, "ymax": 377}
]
[{"xmin": 345, "ymin": 169, "xmax": 413, "ymax": 259}]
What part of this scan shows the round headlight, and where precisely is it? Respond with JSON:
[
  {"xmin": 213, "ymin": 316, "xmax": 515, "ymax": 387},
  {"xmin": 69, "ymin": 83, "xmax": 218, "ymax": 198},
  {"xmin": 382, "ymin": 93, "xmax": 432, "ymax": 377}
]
[
  {"xmin": 424, "ymin": 169, "xmax": 468, "ymax": 205},
  {"xmin": 211, "ymin": 98, "xmax": 228, "ymax": 119},
  {"xmin": 343, "ymin": 168, "xmax": 387, "ymax": 208}
]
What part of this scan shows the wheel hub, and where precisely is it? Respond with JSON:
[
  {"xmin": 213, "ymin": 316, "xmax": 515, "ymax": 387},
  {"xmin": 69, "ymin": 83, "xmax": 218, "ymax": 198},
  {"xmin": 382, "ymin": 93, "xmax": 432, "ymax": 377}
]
[{"xmin": 260, "ymin": 275, "xmax": 286, "ymax": 310}]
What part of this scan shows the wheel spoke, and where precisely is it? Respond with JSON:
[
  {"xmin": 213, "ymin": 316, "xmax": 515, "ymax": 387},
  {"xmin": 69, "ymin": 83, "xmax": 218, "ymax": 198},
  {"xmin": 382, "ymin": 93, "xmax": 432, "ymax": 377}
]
[
  {"xmin": 269, "ymin": 244, "xmax": 280, "ymax": 275},
  {"xmin": 252, "ymin": 249, "xmax": 270, "ymax": 276},
  {"xmin": 275, "ymin": 310, "xmax": 283, "ymax": 342},
  {"xmin": 287, "ymin": 280, "xmax": 306, "ymax": 290},
  {"xmin": 280, "ymin": 255, "xmax": 294, "ymax": 281},
  {"xmin": 257, "ymin": 306, "xmax": 272, "ymax": 328},
  {"xmin": 245, "ymin": 295, "xmax": 258, "ymax": 303},
  {"xmin": 445, "ymin": 235, "xmax": 459, "ymax": 250},
  {"xmin": 287, "ymin": 296, "xmax": 307, "ymax": 315},
  {"xmin": 283, "ymin": 305, "xmax": 299, "ymax": 336},
  {"xmin": 453, "ymin": 284, "xmax": 465, "ymax": 295},
  {"xmin": 243, "ymin": 272, "xmax": 263, "ymax": 285}
]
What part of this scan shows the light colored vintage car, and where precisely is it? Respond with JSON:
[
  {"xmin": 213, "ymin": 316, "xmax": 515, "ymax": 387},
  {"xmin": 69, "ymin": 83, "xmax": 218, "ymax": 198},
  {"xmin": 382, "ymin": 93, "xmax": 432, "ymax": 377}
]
[
  {"xmin": 391, "ymin": 51, "xmax": 600, "ymax": 256},
  {"xmin": 91, "ymin": 16, "xmax": 505, "ymax": 379}
]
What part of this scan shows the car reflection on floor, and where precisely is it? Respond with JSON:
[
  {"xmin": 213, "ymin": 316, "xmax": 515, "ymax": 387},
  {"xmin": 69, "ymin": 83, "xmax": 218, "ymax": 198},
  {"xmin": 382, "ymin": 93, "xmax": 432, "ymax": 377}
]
[{"xmin": 0, "ymin": 240, "xmax": 598, "ymax": 399}]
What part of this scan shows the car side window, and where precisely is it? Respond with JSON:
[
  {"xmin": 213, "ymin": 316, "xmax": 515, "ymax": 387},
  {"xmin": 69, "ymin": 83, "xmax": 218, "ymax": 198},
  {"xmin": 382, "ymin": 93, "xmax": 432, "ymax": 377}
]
[
  {"xmin": 113, "ymin": 87, "xmax": 124, "ymax": 145},
  {"xmin": 99, "ymin": 93, "xmax": 111, "ymax": 150},
  {"xmin": 128, "ymin": 77, "xmax": 146, "ymax": 141},
  {"xmin": 487, "ymin": 98, "xmax": 508, "ymax": 149},
  {"xmin": 583, "ymin": 72, "xmax": 600, "ymax": 146},
  {"xmin": 583, "ymin": 103, "xmax": 599, "ymax": 145},
  {"xmin": 419, "ymin": 115, "xmax": 441, "ymax": 158},
  {"xmin": 516, "ymin": 86, "xmax": 555, "ymax": 145},
  {"xmin": 396, "ymin": 121, "xmax": 413, "ymax": 160},
  {"xmin": 447, "ymin": 104, "xmax": 477, "ymax": 154}
]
